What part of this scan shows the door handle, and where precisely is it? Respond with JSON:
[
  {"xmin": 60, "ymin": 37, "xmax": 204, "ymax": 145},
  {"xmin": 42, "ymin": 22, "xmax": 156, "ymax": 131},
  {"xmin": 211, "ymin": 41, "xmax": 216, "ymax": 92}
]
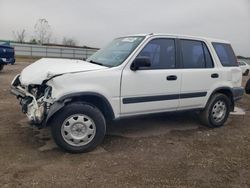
[
  {"xmin": 166, "ymin": 75, "xmax": 177, "ymax": 81},
  {"xmin": 211, "ymin": 73, "xmax": 219, "ymax": 78}
]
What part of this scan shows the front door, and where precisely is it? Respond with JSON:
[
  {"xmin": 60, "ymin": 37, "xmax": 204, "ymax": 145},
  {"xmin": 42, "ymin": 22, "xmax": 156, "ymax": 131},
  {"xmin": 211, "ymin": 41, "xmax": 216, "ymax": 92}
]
[{"xmin": 120, "ymin": 38, "xmax": 181, "ymax": 116}]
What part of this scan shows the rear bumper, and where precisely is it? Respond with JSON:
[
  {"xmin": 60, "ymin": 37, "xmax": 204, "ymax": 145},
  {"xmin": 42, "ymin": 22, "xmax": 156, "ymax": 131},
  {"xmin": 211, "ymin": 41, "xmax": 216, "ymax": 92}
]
[
  {"xmin": 0, "ymin": 58, "xmax": 15, "ymax": 64},
  {"xmin": 232, "ymin": 87, "xmax": 244, "ymax": 101}
]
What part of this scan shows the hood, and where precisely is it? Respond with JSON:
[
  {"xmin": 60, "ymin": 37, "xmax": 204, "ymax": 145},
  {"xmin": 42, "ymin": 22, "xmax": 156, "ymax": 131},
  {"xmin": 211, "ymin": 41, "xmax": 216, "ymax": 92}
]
[{"xmin": 20, "ymin": 58, "xmax": 107, "ymax": 85}]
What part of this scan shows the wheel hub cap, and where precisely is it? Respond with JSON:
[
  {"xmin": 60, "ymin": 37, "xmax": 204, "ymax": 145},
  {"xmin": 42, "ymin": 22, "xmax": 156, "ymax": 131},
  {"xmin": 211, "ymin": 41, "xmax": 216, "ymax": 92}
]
[
  {"xmin": 61, "ymin": 114, "xmax": 96, "ymax": 146},
  {"xmin": 212, "ymin": 100, "xmax": 227, "ymax": 123}
]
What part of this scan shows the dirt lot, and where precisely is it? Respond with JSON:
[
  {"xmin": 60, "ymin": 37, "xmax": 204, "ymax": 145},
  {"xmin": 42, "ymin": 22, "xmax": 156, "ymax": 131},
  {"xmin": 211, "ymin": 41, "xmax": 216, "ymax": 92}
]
[{"xmin": 0, "ymin": 60, "xmax": 250, "ymax": 188}]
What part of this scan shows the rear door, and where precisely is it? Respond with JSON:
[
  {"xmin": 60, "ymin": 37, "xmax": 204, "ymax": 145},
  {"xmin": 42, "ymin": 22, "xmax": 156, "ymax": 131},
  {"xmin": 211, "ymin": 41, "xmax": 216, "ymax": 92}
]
[
  {"xmin": 120, "ymin": 37, "xmax": 181, "ymax": 115},
  {"xmin": 178, "ymin": 39, "xmax": 221, "ymax": 109}
]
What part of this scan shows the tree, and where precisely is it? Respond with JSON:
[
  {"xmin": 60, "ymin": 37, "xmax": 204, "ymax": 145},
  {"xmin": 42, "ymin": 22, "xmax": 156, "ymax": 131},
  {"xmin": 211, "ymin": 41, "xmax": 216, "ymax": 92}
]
[
  {"xmin": 13, "ymin": 29, "xmax": 26, "ymax": 43},
  {"xmin": 34, "ymin": 18, "xmax": 52, "ymax": 44},
  {"xmin": 62, "ymin": 37, "xmax": 78, "ymax": 46},
  {"xmin": 29, "ymin": 38, "xmax": 38, "ymax": 44}
]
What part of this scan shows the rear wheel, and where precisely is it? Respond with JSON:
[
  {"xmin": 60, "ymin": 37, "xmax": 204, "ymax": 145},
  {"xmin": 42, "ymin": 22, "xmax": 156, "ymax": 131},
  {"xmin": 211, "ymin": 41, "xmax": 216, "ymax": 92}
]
[
  {"xmin": 245, "ymin": 79, "xmax": 250, "ymax": 94},
  {"xmin": 244, "ymin": 69, "xmax": 249, "ymax": 76},
  {"xmin": 50, "ymin": 103, "xmax": 106, "ymax": 153},
  {"xmin": 200, "ymin": 93, "xmax": 230, "ymax": 128}
]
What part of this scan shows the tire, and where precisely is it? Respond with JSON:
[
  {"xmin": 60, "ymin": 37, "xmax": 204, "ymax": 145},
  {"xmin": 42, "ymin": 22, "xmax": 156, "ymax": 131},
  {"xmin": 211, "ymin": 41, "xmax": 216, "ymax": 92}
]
[
  {"xmin": 199, "ymin": 93, "xmax": 230, "ymax": 128},
  {"xmin": 0, "ymin": 64, "xmax": 4, "ymax": 71},
  {"xmin": 243, "ymin": 69, "xmax": 249, "ymax": 76},
  {"xmin": 245, "ymin": 79, "xmax": 250, "ymax": 94},
  {"xmin": 50, "ymin": 102, "xmax": 106, "ymax": 153}
]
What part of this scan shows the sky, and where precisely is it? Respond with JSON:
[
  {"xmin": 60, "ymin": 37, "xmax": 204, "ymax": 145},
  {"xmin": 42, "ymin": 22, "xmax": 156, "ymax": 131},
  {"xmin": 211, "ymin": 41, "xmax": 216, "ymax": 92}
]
[{"xmin": 0, "ymin": 0, "xmax": 249, "ymax": 56}]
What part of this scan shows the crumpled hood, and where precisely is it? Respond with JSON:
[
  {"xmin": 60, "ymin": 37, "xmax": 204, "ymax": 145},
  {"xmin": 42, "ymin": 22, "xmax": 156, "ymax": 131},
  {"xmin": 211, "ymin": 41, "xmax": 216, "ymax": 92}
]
[{"xmin": 20, "ymin": 58, "xmax": 107, "ymax": 85}]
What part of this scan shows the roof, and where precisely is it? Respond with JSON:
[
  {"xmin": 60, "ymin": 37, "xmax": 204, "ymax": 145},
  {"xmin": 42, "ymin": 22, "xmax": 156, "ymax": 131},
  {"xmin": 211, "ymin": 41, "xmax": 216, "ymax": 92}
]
[{"xmin": 123, "ymin": 33, "xmax": 230, "ymax": 44}]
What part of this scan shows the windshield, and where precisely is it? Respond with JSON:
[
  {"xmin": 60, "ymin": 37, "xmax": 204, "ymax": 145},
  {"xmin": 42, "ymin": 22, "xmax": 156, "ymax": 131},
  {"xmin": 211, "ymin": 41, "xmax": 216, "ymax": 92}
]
[{"xmin": 87, "ymin": 36, "xmax": 145, "ymax": 67}]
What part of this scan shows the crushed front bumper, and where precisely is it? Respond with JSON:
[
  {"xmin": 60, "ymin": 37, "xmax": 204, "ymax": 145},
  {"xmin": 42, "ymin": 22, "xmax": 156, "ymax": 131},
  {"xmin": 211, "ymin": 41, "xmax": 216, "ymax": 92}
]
[{"xmin": 10, "ymin": 75, "xmax": 46, "ymax": 125}]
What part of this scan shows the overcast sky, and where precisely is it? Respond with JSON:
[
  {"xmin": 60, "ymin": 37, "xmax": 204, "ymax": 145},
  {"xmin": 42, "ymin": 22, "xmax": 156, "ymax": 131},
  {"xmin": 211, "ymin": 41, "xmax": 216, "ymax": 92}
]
[{"xmin": 0, "ymin": 0, "xmax": 249, "ymax": 56}]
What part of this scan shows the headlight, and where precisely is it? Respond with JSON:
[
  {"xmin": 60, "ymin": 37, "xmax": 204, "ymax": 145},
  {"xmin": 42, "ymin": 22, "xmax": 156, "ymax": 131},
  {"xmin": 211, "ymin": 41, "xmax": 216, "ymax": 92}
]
[
  {"xmin": 11, "ymin": 74, "xmax": 20, "ymax": 86},
  {"xmin": 44, "ymin": 86, "xmax": 52, "ymax": 99},
  {"xmin": 27, "ymin": 84, "xmax": 51, "ymax": 99},
  {"xmin": 30, "ymin": 87, "xmax": 38, "ymax": 97}
]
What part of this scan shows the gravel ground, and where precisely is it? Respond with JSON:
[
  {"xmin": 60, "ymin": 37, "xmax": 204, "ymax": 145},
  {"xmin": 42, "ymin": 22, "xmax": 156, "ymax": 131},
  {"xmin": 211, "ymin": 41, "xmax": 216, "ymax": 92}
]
[{"xmin": 0, "ymin": 60, "xmax": 249, "ymax": 188}]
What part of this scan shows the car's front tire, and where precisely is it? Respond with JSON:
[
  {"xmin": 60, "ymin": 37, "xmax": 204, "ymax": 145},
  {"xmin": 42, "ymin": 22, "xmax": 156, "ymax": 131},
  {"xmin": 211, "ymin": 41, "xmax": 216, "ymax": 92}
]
[
  {"xmin": 50, "ymin": 102, "xmax": 106, "ymax": 153},
  {"xmin": 200, "ymin": 93, "xmax": 230, "ymax": 128}
]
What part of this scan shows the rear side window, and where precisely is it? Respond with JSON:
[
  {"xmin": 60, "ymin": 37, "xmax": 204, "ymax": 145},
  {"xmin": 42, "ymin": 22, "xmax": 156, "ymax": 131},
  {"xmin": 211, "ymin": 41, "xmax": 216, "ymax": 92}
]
[
  {"xmin": 212, "ymin": 43, "xmax": 238, "ymax": 67},
  {"xmin": 239, "ymin": 61, "xmax": 245, "ymax": 66},
  {"xmin": 180, "ymin": 40, "xmax": 214, "ymax": 68},
  {"xmin": 203, "ymin": 43, "xmax": 214, "ymax": 68}
]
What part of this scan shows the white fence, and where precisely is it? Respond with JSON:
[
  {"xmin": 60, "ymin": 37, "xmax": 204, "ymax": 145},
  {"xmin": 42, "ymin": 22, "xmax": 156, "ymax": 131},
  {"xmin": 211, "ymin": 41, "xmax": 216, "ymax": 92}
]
[{"xmin": 10, "ymin": 43, "xmax": 98, "ymax": 60}]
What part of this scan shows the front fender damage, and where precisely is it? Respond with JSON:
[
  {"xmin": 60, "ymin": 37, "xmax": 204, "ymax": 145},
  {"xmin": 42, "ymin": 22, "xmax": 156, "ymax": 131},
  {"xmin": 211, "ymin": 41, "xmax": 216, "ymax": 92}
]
[{"xmin": 44, "ymin": 100, "xmax": 70, "ymax": 127}]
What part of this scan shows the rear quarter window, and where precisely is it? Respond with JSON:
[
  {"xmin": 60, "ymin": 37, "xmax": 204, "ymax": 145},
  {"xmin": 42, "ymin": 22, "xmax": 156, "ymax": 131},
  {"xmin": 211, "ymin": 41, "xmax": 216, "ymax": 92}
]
[{"xmin": 212, "ymin": 42, "xmax": 238, "ymax": 67}]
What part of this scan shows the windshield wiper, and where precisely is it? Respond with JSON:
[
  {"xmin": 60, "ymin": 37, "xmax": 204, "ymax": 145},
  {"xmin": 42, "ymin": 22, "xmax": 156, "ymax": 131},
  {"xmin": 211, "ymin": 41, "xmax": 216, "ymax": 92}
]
[
  {"xmin": 88, "ymin": 60, "xmax": 112, "ymax": 67},
  {"xmin": 89, "ymin": 60, "xmax": 104, "ymax": 66}
]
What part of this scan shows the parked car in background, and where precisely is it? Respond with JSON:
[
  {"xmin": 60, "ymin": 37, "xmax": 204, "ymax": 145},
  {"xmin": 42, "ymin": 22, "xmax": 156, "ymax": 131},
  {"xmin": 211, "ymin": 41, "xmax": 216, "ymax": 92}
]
[
  {"xmin": 238, "ymin": 60, "xmax": 250, "ymax": 76},
  {"xmin": 11, "ymin": 33, "xmax": 243, "ymax": 153},
  {"xmin": 0, "ymin": 43, "xmax": 15, "ymax": 71}
]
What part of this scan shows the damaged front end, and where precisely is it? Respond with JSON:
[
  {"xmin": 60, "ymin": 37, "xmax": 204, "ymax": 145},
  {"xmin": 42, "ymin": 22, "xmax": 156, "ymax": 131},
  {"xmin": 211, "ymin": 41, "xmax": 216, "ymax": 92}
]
[{"xmin": 10, "ymin": 74, "xmax": 54, "ymax": 127}]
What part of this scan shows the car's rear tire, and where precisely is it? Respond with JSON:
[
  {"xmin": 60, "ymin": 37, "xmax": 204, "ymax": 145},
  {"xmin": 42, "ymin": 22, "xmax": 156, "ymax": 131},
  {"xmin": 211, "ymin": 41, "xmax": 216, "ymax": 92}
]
[
  {"xmin": 243, "ymin": 69, "xmax": 249, "ymax": 76},
  {"xmin": 50, "ymin": 102, "xmax": 106, "ymax": 153},
  {"xmin": 0, "ymin": 64, "xmax": 4, "ymax": 71},
  {"xmin": 245, "ymin": 79, "xmax": 250, "ymax": 94},
  {"xmin": 200, "ymin": 93, "xmax": 230, "ymax": 128}
]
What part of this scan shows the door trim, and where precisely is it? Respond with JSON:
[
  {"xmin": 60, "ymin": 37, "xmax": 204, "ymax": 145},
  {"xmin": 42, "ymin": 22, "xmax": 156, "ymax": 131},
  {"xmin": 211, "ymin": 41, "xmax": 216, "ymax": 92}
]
[{"xmin": 123, "ymin": 91, "xmax": 207, "ymax": 104}]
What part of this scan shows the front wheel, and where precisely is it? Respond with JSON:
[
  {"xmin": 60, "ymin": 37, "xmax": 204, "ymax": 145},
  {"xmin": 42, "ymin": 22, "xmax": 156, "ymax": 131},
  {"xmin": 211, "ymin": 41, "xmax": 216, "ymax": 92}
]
[
  {"xmin": 200, "ymin": 93, "xmax": 231, "ymax": 128},
  {"xmin": 50, "ymin": 103, "xmax": 106, "ymax": 153}
]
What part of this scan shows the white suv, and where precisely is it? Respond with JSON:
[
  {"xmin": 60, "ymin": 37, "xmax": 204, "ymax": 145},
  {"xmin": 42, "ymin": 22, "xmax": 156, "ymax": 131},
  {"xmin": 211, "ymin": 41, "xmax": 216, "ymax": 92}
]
[{"xmin": 11, "ymin": 34, "xmax": 244, "ymax": 153}]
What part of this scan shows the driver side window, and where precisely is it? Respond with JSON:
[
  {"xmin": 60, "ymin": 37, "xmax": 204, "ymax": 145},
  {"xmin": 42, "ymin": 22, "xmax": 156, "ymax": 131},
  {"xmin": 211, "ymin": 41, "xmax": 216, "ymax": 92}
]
[{"xmin": 137, "ymin": 38, "xmax": 176, "ymax": 69}]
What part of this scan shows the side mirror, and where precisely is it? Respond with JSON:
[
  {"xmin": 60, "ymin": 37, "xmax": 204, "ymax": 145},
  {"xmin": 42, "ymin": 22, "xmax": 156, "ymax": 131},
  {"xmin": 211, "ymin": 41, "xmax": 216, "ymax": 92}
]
[{"xmin": 131, "ymin": 56, "xmax": 151, "ymax": 71}]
